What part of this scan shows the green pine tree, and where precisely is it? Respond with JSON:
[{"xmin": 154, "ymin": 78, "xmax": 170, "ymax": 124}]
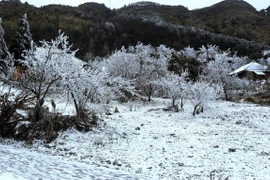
[
  {"xmin": 0, "ymin": 18, "xmax": 11, "ymax": 74},
  {"xmin": 9, "ymin": 13, "xmax": 33, "ymax": 66}
]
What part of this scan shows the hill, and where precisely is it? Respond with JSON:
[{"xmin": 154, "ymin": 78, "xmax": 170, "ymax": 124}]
[
  {"xmin": 0, "ymin": 0, "xmax": 269, "ymax": 60},
  {"xmin": 193, "ymin": 0, "xmax": 270, "ymax": 42}
]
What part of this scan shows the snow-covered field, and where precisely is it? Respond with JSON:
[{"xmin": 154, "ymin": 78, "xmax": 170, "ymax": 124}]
[
  {"xmin": 0, "ymin": 143, "xmax": 151, "ymax": 180},
  {"xmin": 1, "ymin": 99, "xmax": 270, "ymax": 179}
]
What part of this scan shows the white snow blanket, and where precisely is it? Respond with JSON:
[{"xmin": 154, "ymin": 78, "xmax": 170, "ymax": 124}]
[
  {"xmin": 1, "ymin": 100, "xmax": 270, "ymax": 179},
  {"xmin": 0, "ymin": 144, "xmax": 151, "ymax": 180}
]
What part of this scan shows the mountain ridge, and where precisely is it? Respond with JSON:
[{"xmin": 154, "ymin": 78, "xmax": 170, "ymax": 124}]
[{"xmin": 0, "ymin": 0, "xmax": 269, "ymax": 60}]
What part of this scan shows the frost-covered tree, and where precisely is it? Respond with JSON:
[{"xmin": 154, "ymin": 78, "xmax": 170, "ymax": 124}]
[
  {"xmin": 155, "ymin": 71, "xmax": 189, "ymax": 111},
  {"xmin": 9, "ymin": 13, "xmax": 33, "ymax": 66},
  {"xmin": 103, "ymin": 46, "xmax": 139, "ymax": 79},
  {"xmin": 199, "ymin": 45, "xmax": 247, "ymax": 101},
  {"xmin": 18, "ymin": 33, "xmax": 69, "ymax": 122},
  {"xmin": 104, "ymin": 43, "xmax": 173, "ymax": 101},
  {"xmin": 168, "ymin": 46, "xmax": 202, "ymax": 81},
  {"xmin": 189, "ymin": 81, "xmax": 222, "ymax": 116},
  {"xmin": 28, "ymin": 32, "xmax": 109, "ymax": 123},
  {"xmin": 0, "ymin": 31, "xmax": 109, "ymax": 139},
  {"xmin": 135, "ymin": 50, "xmax": 168, "ymax": 102},
  {"xmin": 8, "ymin": 31, "xmax": 108, "ymax": 123},
  {"xmin": 0, "ymin": 18, "xmax": 11, "ymax": 74},
  {"xmin": 263, "ymin": 50, "xmax": 270, "ymax": 64},
  {"xmin": 61, "ymin": 64, "xmax": 109, "ymax": 122},
  {"xmin": 1, "ymin": 32, "xmax": 80, "ymax": 123},
  {"xmin": 197, "ymin": 45, "xmax": 221, "ymax": 63},
  {"xmin": 263, "ymin": 50, "xmax": 270, "ymax": 57}
]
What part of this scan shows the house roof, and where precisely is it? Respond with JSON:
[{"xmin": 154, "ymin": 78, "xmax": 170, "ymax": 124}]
[
  {"xmin": 230, "ymin": 62, "xmax": 268, "ymax": 75},
  {"xmin": 253, "ymin": 71, "xmax": 266, "ymax": 75}
]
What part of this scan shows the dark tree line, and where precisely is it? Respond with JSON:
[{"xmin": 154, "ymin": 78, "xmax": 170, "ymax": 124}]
[{"xmin": 0, "ymin": 1, "xmax": 269, "ymax": 61}]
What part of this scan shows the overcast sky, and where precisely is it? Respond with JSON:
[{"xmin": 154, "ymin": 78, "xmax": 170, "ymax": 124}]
[{"xmin": 22, "ymin": 0, "xmax": 268, "ymax": 11}]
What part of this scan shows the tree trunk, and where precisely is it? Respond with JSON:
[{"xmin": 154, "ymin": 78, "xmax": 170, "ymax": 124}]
[
  {"xmin": 200, "ymin": 106, "xmax": 204, "ymax": 113},
  {"xmin": 33, "ymin": 101, "xmax": 42, "ymax": 122},
  {"xmin": 193, "ymin": 104, "xmax": 201, "ymax": 116},
  {"xmin": 143, "ymin": 84, "xmax": 153, "ymax": 102},
  {"xmin": 223, "ymin": 86, "xmax": 229, "ymax": 101},
  {"xmin": 147, "ymin": 95, "xmax": 151, "ymax": 102},
  {"xmin": 221, "ymin": 79, "xmax": 229, "ymax": 101},
  {"xmin": 71, "ymin": 92, "xmax": 88, "ymax": 120},
  {"xmin": 180, "ymin": 98, "xmax": 184, "ymax": 111},
  {"xmin": 172, "ymin": 98, "xmax": 176, "ymax": 107}
]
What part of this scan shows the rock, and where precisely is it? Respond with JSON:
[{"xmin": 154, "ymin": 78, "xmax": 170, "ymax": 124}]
[
  {"xmin": 228, "ymin": 148, "xmax": 236, "ymax": 152},
  {"xmin": 114, "ymin": 107, "xmax": 119, "ymax": 113},
  {"xmin": 177, "ymin": 163, "xmax": 184, "ymax": 167},
  {"xmin": 105, "ymin": 112, "xmax": 113, "ymax": 115},
  {"xmin": 236, "ymin": 120, "xmax": 241, "ymax": 124}
]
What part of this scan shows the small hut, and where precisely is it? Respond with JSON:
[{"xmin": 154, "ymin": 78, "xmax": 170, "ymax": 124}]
[{"xmin": 230, "ymin": 62, "xmax": 269, "ymax": 80}]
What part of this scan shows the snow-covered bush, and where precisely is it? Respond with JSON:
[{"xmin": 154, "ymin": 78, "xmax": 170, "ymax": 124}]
[
  {"xmin": 189, "ymin": 81, "xmax": 222, "ymax": 116},
  {"xmin": 0, "ymin": 18, "xmax": 33, "ymax": 138},
  {"xmin": 0, "ymin": 83, "xmax": 33, "ymax": 138}
]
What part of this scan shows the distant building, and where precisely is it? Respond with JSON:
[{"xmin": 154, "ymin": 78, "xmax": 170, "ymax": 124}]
[{"xmin": 230, "ymin": 62, "xmax": 270, "ymax": 80}]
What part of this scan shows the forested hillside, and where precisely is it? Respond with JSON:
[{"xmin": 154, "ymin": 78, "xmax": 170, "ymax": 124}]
[{"xmin": 0, "ymin": 0, "xmax": 269, "ymax": 60}]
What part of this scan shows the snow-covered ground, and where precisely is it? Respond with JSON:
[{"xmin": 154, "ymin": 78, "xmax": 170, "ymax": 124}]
[
  {"xmin": 0, "ymin": 143, "xmax": 152, "ymax": 180},
  {"xmin": 1, "ymin": 99, "xmax": 270, "ymax": 179}
]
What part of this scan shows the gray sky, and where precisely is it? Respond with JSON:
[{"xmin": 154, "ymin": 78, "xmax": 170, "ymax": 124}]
[{"xmin": 22, "ymin": 0, "xmax": 268, "ymax": 11}]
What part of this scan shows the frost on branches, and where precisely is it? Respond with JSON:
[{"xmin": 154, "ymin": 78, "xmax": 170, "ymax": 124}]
[
  {"xmin": 155, "ymin": 71, "xmax": 189, "ymax": 111},
  {"xmin": 62, "ymin": 65, "xmax": 109, "ymax": 123},
  {"xmin": 34, "ymin": 32, "xmax": 109, "ymax": 124},
  {"xmin": 198, "ymin": 45, "xmax": 247, "ymax": 101},
  {"xmin": 0, "ymin": 31, "xmax": 110, "ymax": 140},
  {"xmin": 14, "ymin": 32, "xmax": 78, "ymax": 122},
  {"xmin": 263, "ymin": 50, "xmax": 270, "ymax": 64},
  {"xmin": 103, "ymin": 43, "xmax": 173, "ymax": 102},
  {"xmin": 168, "ymin": 46, "xmax": 201, "ymax": 81},
  {"xmin": 7, "ymin": 31, "xmax": 109, "ymax": 123},
  {"xmin": 189, "ymin": 81, "xmax": 222, "ymax": 116}
]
